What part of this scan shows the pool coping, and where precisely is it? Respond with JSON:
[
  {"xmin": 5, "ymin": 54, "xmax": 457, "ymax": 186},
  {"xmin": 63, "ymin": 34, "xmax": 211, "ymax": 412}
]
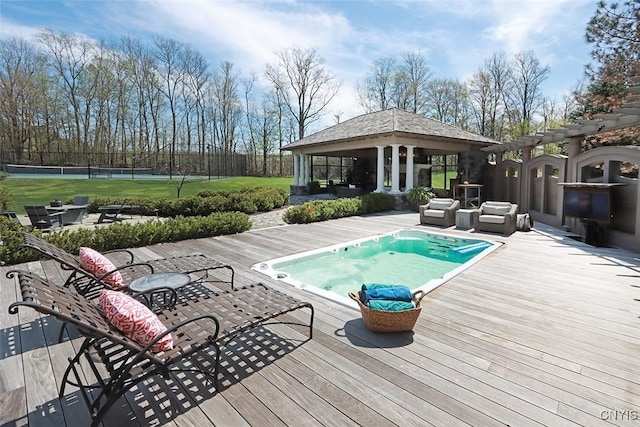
[{"xmin": 252, "ymin": 227, "xmax": 503, "ymax": 310}]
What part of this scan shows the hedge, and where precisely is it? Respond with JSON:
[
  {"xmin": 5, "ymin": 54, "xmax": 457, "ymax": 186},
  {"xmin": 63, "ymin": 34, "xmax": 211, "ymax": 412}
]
[
  {"xmin": 0, "ymin": 212, "xmax": 251, "ymax": 266},
  {"xmin": 283, "ymin": 193, "xmax": 395, "ymax": 224}
]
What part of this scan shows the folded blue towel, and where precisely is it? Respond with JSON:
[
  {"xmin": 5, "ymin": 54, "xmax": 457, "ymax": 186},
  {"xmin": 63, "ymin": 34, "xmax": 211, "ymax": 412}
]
[
  {"xmin": 361, "ymin": 284, "xmax": 413, "ymax": 303},
  {"xmin": 368, "ymin": 299, "xmax": 415, "ymax": 311}
]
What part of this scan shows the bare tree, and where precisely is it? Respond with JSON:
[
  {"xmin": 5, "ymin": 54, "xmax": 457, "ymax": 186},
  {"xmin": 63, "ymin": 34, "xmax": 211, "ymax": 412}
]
[
  {"xmin": 468, "ymin": 70, "xmax": 492, "ymax": 137},
  {"xmin": 153, "ymin": 36, "xmax": 186, "ymax": 177},
  {"xmin": 0, "ymin": 37, "xmax": 47, "ymax": 163},
  {"xmin": 177, "ymin": 46, "xmax": 210, "ymax": 167},
  {"xmin": 468, "ymin": 52, "xmax": 510, "ymax": 140},
  {"xmin": 426, "ymin": 78, "xmax": 470, "ymax": 127},
  {"xmin": 212, "ymin": 61, "xmax": 241, "ymax": 176},
  {"xmin": 358, "ymin": 51, "xmax": 431, "ymax": 115},
  {"xmin": 398, "ymin": 51, "xmax": 432, "ymax": 114},
  {"xmin": 264, "ymin": 46, "xmax": 339, "ymax": 139},
  {"xmin": 356, "ymin": 57, "xmax": 396, "ymax": 113},
  {"xmin": 38, "ymin": 29, "xmax": 95, "ymax": 150},
  {"xmin": 212, "ymin": 61, "xmax": 240, "ymax": 151},
  {"xmin": 505, "ymin": 50, "xmax": 550, "ymax": 138},
  {"xmin": 120, "ymin": 36, "xmax": 163, "ymax": 158},
  {"xmin": 241, "ymin": 73, "xmax": 258, "ymax": 172}
]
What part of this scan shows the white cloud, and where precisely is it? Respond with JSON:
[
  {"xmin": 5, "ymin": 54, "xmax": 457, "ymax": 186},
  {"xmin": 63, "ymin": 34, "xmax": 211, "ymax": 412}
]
[
  {"xmin": 0, "ymin": 0, "xmax": 596, "ymax": 128},
  {"xmin": 0, "ymin": 17, "xmax": 42, "ymax": 39}
]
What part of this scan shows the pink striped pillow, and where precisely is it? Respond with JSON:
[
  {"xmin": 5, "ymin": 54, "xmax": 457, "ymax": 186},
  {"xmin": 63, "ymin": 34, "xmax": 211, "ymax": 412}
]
[
  {"xmin": 99, "ymin": 290, "xmax": 173, "ymax": 352},
  {"xmin": 79, "ymin": 247, "xmax": 124, "ymax": 288}
]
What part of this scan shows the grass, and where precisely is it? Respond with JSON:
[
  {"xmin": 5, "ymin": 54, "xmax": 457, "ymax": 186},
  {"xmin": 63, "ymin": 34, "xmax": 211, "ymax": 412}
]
[
  {"xmin": 5, "ymin": 169, "xmax": 457, "ymax": 215},
  {"xmin": 6, "ymin": 176, "xmax": 293, "ymax": 214}
]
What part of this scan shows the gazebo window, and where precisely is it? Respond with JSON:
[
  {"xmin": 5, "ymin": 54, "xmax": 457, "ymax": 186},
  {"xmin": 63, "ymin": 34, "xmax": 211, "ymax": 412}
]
[{"xmin": 311, "ymin": 156, "xmax": 354, "ymax": 185}]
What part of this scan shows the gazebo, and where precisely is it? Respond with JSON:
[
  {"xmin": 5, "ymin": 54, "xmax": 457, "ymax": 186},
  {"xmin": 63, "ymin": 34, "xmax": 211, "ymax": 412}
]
[{"xmin": 282, "ymin": 109, "xmax": 501, "ymax": 197}]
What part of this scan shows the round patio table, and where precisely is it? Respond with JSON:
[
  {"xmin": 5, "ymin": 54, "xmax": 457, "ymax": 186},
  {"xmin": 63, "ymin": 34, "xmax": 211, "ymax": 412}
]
[{"xmin": 129, "ymin": 272, "xmax": 191, "ymax": 309}]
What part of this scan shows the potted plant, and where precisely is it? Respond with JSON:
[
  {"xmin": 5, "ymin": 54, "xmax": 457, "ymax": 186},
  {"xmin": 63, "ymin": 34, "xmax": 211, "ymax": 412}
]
[{"xmin": 406, "ymin": 186, "xmax": 434, "ymax": 211}]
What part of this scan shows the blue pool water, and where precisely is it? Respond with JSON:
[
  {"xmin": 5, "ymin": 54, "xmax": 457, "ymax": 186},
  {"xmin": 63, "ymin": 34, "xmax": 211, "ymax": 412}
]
[{"xmin": 253, "ymin": 229, "xmax": 499, "ymax": 306}]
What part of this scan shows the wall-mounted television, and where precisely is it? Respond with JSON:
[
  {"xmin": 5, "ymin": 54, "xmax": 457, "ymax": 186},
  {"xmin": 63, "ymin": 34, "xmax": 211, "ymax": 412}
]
[{"xmin": 563, "ymin": 187, "xmax": 611, "ymax": 223}]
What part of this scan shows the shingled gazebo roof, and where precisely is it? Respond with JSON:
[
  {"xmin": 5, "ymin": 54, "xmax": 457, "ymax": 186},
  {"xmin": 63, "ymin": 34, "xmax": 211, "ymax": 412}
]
[{"xmin": 282, "ymin": 108, "xmax": 501, "ymax": 152}]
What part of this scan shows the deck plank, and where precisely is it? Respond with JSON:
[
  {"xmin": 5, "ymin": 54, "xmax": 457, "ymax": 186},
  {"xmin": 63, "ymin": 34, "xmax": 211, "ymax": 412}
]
[{"xmin": 4, "ymin": 214, "xmax": 640, "ymax": 426}]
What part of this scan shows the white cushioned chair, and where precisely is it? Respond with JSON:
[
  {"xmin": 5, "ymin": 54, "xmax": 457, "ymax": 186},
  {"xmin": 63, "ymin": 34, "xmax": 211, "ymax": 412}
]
[
  {"xmin": 475, "ymin": 201, "xmax": 518, "ymax": 235},
  {"xmin": 419, "ymin": 198, "xmax": 460, "ymax": 227}
]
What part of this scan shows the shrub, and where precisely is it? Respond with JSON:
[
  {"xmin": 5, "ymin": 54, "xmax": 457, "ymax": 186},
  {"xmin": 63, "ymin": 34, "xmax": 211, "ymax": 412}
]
[
  {"xmin": 0, "ymin": 184, "xmax": 13, "ymax": 211},
  {"xmin": 0, "ymin": 217, "xmax": 38, "ymax": 265},
  {"xmin": 406, "ymin": 186, "xmax": 434, "ymax": 204},
  {"xmin": 87, "ymin": 187, "xmax": 289, "ymax": 218},
  {"xmin": 283, "ymin": 193, "xmax": 395, "ymax": 224},
  {"xmin": 0, "ymin": 212, "xmax": 251, "ymax": 266}
]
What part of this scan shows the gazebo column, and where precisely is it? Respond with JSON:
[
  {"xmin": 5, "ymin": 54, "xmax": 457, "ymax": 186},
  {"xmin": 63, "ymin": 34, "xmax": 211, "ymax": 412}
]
[
  {"xmin": 304, "ymin": 155, "xmax": 311, "ymax": 184},
  {"xmin": 405, "ymin": 145, "xmax": 415, "ymax": 190},
  {"xmin": 390, "ymin": 144, "xmax": 401, "ymax": 194},
  {"xmin": 522, "ymin": 147, "xmax": 532, "ymax": 163},
  {"xmin": 375, "ymin": 145, "xmax": 385, "ymax": 192},
  {"xmin": 298, "ymin": 154, "xmax": 305, "ymax": 184},
  {"xmin": 293, "ymin": 153, "xmax": 300, "ymax": 185}
]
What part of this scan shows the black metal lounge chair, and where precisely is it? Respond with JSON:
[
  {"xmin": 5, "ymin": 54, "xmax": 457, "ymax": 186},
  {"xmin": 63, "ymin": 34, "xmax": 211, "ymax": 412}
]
[
  {"xmin": 20, "ymin": 233, "xmax": 236, "ymax": 298},
  {"xmin": 24, "ymin": 205, "xmax": 64, "ymax": 231},
  {"xmin": 7, "ymin": 269, "xmax": 314, "ymax": 427}
]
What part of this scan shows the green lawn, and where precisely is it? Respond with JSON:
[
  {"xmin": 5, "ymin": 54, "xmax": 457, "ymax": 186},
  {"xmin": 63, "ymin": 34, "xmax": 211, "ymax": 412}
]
[
  {"xmin": 5, "ymin": 170, "xmax": 456, "ymax": 215},
  {"xmin": 6, "ymin": 176, "xmax": 293, "ymax": 214},
  {"xmin": 430, "ymin": 169, "xmax": 457, "ymax": 189}
]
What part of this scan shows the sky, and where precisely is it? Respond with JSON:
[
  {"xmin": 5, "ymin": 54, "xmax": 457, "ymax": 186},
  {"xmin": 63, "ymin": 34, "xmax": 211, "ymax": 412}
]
[{"xmin": 0, "ymin": 0, "xmax": 598, "ymax": 129}]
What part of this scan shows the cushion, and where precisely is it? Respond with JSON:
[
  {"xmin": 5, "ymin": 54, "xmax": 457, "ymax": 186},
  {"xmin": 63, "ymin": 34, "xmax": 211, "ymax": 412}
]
[
  {"xmin": 482, "ymin": 204, "xmax": 511, "ymax": 216},
  {"xmin": 479, "ymin": 214, "xmax": 506, "ymax": 224},
  {"xmin": 99, "ymin": 290, "xmax": 173, "ymax": 352},
  {"xmin": 79, "ymin": 247, "xmax": 125, "ymax": 288},
  {"xmin": 423, "ymin": 209, "xmax": 445, "ymax": 218},
  {"xmin": 428, "ymin": 200, "xmax": 453, "ymax": 210}
]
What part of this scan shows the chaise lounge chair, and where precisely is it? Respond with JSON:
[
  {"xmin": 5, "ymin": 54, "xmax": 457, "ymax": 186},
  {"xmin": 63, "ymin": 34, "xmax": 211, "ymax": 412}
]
[
  {"xmin": 7, "ymin": 269, "xmax": 314, "ymax": 427},
  {"xmin": 20, "ymin": 233, "xmax": 236, "ymax": 299}
]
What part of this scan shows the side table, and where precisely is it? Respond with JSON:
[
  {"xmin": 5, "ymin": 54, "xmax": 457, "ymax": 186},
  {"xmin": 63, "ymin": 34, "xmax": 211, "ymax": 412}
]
[
  {"xmin": 129, "ymin": 272, "xmax": 191, "ymax": 309},
  {"xmin": 456, "ymin": 209, "xmax": 478, "ymax": 230}
]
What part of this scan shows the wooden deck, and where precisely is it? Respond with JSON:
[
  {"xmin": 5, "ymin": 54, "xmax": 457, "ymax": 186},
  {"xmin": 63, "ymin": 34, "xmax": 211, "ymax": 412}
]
[{"xmin": 2, "ymin": 211, "xmax": 640, "ymax": 426}]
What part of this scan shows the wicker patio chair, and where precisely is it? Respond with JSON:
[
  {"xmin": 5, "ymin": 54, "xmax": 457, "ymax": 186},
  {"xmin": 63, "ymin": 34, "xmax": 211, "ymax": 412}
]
[
  {"xmin": 20, "ymin": 233, "xmax": 236, "ymax": 299},
  {"xmin": 7, "ymin": 269, "xmax": 314, "ymax": 427}
]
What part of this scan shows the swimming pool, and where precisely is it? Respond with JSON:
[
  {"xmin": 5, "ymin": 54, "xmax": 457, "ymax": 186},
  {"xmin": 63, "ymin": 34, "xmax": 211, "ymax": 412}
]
[{"xmin": 253, "ymin": 228, "xmax": 501, "ymax": 308}]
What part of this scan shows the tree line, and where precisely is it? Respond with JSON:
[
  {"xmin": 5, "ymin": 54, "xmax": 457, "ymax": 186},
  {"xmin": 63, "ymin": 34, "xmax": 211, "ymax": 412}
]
[{"xmin": 0, "ymin": 1, "xmax": 632, "ymax": 176}]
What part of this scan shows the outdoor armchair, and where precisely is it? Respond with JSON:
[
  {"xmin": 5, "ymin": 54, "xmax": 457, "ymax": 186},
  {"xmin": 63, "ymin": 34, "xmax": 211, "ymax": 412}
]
[
  {"xmin": 24, "ymin": 205, "xmax": 64, "ymax": 231},
  {"xmin": 419, "ymin": 198, "xmax": 460, "ymax": 227},
  {"xmin": 475, "ymin": 201, "xmax": 518, "ymax": 235}
]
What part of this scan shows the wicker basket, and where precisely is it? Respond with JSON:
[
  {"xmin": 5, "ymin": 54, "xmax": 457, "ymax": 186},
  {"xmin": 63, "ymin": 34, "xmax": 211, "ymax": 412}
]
[{"xmin": 348, "ymin": 290, "xmax": 426, "ymax": 333}]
